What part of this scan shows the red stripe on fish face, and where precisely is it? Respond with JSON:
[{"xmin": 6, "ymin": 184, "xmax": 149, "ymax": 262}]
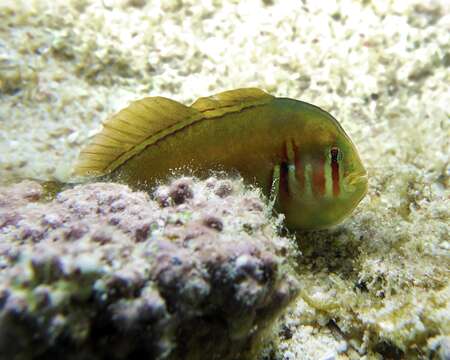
[
  {"xmin": 330, "ymin": 148, "xmax": 340, "ymax": 197},
  {"xmin": 292, "ymin": 142, "xmax": 304, "ymax": 192},
  {"xmin": 312, "ymin": 156, "xmax": 325, "ymax": 197},
  {"xmin": 282, "ymin": 141, "xmax": 289, "ymax": 162},
  {"xmin": 280, "ymin": 161, "xmax": 289, "ymax": 196},
  {"xmin": 277, "ymin": 141, "xmax": 289, "ymax": 196}
]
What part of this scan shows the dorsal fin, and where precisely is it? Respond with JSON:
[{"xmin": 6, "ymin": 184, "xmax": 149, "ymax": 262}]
[
  {"xmin": 74, "ymin": 97, "xmax": 202, "ymax": 176},
  {"xmin": 191, "ymin": 88, "xmax": 273, "ymax": 118},
  {"xmin": 73, "ymin": 88, "xmax": 274, "ymax": 177}
]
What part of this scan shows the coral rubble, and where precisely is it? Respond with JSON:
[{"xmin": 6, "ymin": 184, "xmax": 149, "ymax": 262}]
[{"xmin": 0, "ymin": 178, "xmax": 299, "ymax": 360}]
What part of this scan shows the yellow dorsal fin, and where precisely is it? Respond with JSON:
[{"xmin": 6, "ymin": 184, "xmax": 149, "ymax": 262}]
[
  {"xmin": 191, "ymin": 88, "xmax": 273, "ymax": 117},
  {"xmin": 74, "ymin": 97, "xmax": 202, "ymax": 176},
  {"xmin": 73, "ymin": 88, "xmax": 274, "ymax": 177}
]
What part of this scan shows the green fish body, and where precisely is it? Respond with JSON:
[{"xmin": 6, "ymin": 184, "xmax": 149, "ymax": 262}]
[{"xmin": 75, "ymin": 88, "xmax": 367, "ymax": 230}]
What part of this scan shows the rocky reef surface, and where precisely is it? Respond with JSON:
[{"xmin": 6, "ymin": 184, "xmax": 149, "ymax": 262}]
[{"xmin": 0, "ymin": 178, "xmax": 299, "ymax": 360}]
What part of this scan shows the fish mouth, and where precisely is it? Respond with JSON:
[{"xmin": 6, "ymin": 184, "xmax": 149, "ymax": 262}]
[
  {"xmin": 345, "ymin": 171, "xmax": 369, "ymax": 200},
  {"xmin": 346, "ymin": 171, "xmax": 368, "ymax": 186}
]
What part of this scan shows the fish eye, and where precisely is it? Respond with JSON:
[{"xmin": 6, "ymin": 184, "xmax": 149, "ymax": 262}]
[{"xmin": 330, "ymin": 147, "xmax": 340, "ymax": 162}]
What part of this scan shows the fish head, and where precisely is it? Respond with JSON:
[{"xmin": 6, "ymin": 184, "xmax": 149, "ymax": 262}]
[{"xmin": 280, "ymin": 108, "xmax": 368, "ymax": 230}]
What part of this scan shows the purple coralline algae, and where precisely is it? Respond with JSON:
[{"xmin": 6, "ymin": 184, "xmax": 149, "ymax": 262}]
[{"xmin": 0, "ymin": 178, "xmax": 299, "ymax": 360}]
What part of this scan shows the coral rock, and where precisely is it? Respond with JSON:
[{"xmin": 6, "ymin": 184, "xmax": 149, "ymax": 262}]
[{"xmin": 0, "ymin": 178, "xmax": 298, "ymax": 360}]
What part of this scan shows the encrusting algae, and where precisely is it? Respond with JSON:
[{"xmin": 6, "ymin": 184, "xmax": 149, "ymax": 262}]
[
  {"xmin": 0, "ymin": 178, "xmax": 300, "ymax": 360},
  {"xmin": 74, "ymin": 88, "xmax": 368, "ymax": 230}
]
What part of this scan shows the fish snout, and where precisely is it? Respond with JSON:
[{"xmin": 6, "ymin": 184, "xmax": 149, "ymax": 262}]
[
  {"xmin": 344, "ymin": 170, "xmax": 368, "ymax": 200},
  {"xmin": 346, "ymin": 171, "xmax": 368, "ymax": 186}
]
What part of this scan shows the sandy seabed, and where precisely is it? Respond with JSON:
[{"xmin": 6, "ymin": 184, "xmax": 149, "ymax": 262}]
[{"xmin": 0, "ymin": 0, "xmax": 449, "ymax": 359}]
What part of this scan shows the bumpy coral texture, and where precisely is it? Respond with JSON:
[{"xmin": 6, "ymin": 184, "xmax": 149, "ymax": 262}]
[{"xmin": 0, "ymin": 178, "xmax": 299, "ymax": 360}]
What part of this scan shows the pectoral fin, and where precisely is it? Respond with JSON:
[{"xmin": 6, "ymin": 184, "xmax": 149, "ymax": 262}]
[{"xmin": 269, "ymin": 164, "xmax": 281, "ymax": 211}]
